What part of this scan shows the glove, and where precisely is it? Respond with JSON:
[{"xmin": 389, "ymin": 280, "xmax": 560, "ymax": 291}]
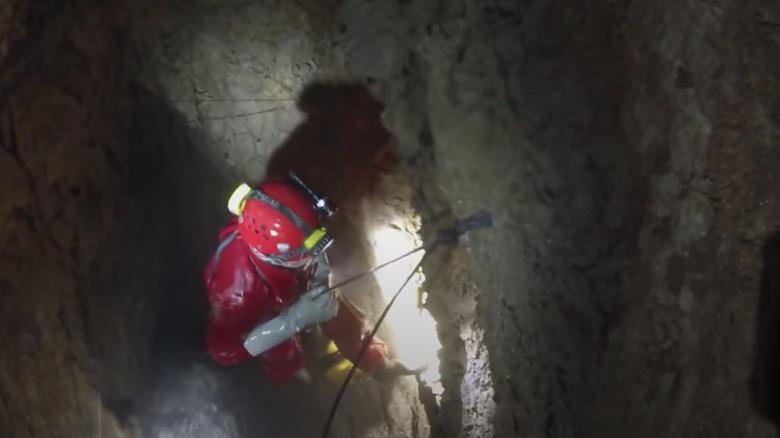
[
  {"xmin": 373, "ymin": 358, "xmax": 429, "ymax": 382},
  {"xmin": 243, "ymin": 285, "xmax": 339, "ymax": 357},
  {"xmin": 290, "ymin": 285, "xmax": 339, "ymax": 327}
]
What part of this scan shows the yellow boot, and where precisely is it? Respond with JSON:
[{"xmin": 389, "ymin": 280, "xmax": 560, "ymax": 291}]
[{"xmin": 321, "ymin": 340, "xmax": 365, "ymax": 386}]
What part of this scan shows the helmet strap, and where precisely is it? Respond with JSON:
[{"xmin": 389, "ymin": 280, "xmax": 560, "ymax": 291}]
[{"xmin": 244, "ymin": 187, "xmax": 334, "ymax": 266}]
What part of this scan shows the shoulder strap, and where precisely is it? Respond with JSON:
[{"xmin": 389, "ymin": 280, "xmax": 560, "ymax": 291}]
[
  {"xmin": 207, "ymin": 230, "xmax": 239, "ymax": 282},
  {"xmin": 207, "ymin": 230, "xmax": 271, "ymax": 292}
]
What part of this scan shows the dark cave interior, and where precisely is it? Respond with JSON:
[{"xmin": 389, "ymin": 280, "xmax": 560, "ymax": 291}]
[{"xmin": 1, "ymin": 0, "xmax": 780, "ymax": 437}]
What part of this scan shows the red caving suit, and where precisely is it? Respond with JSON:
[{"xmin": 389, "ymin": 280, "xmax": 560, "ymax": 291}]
[{"xmin": 203, "ymin": 217, "xmax": 387, "ymax": 383}]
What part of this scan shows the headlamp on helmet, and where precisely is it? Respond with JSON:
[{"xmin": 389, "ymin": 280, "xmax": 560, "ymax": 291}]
[{"xmin": 289, "ymin": 172, "xmax": 336, "ymax": 219}]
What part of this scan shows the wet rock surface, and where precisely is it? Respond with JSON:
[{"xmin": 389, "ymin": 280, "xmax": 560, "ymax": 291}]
[{"xmin": 2, "ymin": 0, "xmax": 780, "ymax": 437}]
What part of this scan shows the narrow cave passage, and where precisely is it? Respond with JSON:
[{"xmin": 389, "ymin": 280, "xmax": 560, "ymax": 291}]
[
  {"xmin": 2, "ymin": 0, "xmax": 780, "ymax": 438},
  {"xmin": 131, "ymin": 80, "xmax": 440, "ymax": 438}
]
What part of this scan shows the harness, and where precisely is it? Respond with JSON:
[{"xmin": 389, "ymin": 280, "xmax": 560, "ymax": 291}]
[
  {"xmin": 207, "ymin": 218, "xmax": 331, "ymax": 288},
  {"xmin": 206, "ymin": 230, "xmax": 271, "ymax": 291}
]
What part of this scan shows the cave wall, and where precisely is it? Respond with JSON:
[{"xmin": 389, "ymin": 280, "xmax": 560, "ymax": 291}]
[
  {"xmin": 336, "ymin": 1, "xmax": 780, "ymax": 437},
  {"xmin": 130, "ymin": 0, "xmax": 345, "ymax": 183},
  {"xmin": 3, "ymin": 0, "xmax": 780, "ymax": 437},
  {"xmin": 134, "ymin": 0, "xmax": 780, "ymax": 436},
  {"xmin": 0, "ymin": 2, "xmax": 162, "ymax": 436},
  {"xmin": 0, "ymin": 1, "xmax": 237, "ymax": 436},
  {"xmin": 3, "ymin": 0, "xmax": 434, "ymax": 435}
]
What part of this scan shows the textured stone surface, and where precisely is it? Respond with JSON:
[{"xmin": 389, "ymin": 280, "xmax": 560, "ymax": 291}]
[
  {"xmin": 2, "ymin": 0, "xmax": 780, "ymax": 437},
  {"xmin": 0, "ymin": 2, "xmax": 162, "ymax": 436},
  {"xmin": 329, "ymin": 0, "xmax": 780, "ymax": 437},
  {"xmin": 131, "ymin": 0, "xmax": 345, "ymax": 183}
]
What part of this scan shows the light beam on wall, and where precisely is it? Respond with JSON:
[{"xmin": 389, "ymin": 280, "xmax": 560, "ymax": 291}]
[{"xmin": 368, "ymin": 218, "xmax": 443, "ymax": 399}]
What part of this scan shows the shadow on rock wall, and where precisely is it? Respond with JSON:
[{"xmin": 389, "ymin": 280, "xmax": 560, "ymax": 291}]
[
  {"xmin": 135, "ymin": 80, "xmax": 424, "ymax": 438},
  {"xmin": 265, "ymin": 80, "xmax": 427, "ymax": 438},
  {"xmin": 265, "ymin": 80, "xmax": 401, "ymax": 214},
  {"xmin": 130, "ymin": 86, "xmax": 344, "ymax": 438},
  {"xmin": 751, "ymin": 230, "xmax": 780, "ymax": 430},
  {"xmin": 129, "ymin": 85, "xmax": 235, "ymax": 357},
  {"xmin": 264, "ymin": 80, "xmax": 404, "ymax": 332}
]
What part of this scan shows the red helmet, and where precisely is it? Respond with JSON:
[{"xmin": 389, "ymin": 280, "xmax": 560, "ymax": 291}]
[{"xmin": 227, "ymin": 178, "xmax": 333, "ymax": 268}]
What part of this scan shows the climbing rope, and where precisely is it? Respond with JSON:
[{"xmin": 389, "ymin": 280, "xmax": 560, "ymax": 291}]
[
  {"xmin": 321, "ymin": 210, "xmax": 493, "ymax": 438},
  {"xmin": 313, "ymin": 210, "xmax": 494, "ymax": 299}
]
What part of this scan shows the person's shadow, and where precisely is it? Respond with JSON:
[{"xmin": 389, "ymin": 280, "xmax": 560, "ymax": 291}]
[
  {"xmin": 135, "ymin": 80, "xmax": 403, "ymax": 438},
  {"xmin": 264, "ymin": 80, "xmax": 417, "ymax": 436},
  {"xmin": 751, "ymin": 230, "xmax": 780, "ymax": 430},
  {"xmin": 264, "ymin": 80, "xmax": 400, "ymax": 213}
]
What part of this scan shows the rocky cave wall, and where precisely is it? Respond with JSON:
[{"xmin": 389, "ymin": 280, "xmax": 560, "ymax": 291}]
[
  {"xmin": 374, "ymin": 1, "xmax": 780, "ymax": 436},
  {"xmin": 307, "ymin": 0, "xmax": 780, "ymax": 436},
  {"xmin": 2, "ymin": 0, "xmax": 780, "ymax": 438},
  {"xmin": 0, "ymin": 1, "xmax": 239, "ymax": 436}
]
